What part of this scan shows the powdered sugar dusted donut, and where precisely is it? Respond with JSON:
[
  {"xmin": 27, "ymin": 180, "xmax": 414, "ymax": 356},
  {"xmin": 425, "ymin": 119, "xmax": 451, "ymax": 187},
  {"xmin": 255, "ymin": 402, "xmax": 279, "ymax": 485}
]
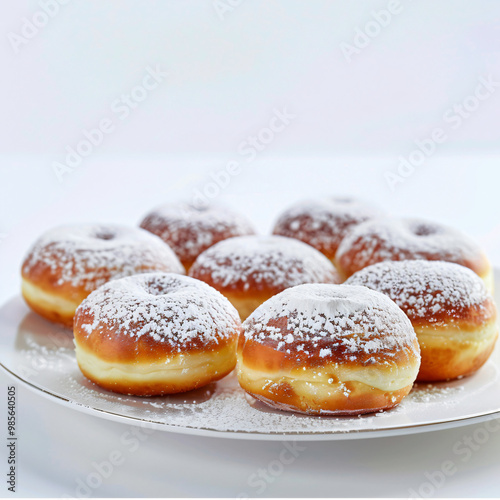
[
  {"xmin": 346, "ymin": 260, "xmax": 498, "ymax": 382},
  {"xmin": 272, "ymin": 197, "xmax": 382, "ymax": 261},
  {"xmin": 189, "ymin": 235, "xmax": 341, "ymax": 320},
  {"xmin": 238, "ymin": 284, "xmax": 420, "ymax": 415},
  {"xmin": 139, "ymin": 202, "xmax": 256, "ymax": 272},
  {"xmin": 335, "ymin": 218, "xmax": 493, "ymax": 290},
  {"xmin": 74, "ymin": 273, "xmax": 241, "ymax": 396},
  {"xmin": 21, "ymin": 224, "xmax": 184, "ymax": 327}
]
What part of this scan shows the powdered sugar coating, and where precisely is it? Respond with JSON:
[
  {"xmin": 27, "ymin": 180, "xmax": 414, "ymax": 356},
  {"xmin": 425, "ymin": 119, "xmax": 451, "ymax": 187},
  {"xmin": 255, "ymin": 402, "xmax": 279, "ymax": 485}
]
[
  {"xmin": 22, "ymin": 224, "xmax": 184, "ymax": 292},
  {"xmin": 243, "ymin": 284, "xmax": 419, "ymax": 363},
  {"xmin": 140, "ymin": 203, "xmax": 256, "ymax": 269},
  {"xmin": 75, "ymin": 273, "xmax": 241, "ymax": 351},
  {"xmin": 336, "ymin": 218, "xmax": 487, "ymax": 278},
  {"xmin": 346, "ymin": 260, "xmax": 494, "ymax": 324},
  {"xmin": 272, "ymin": 197, "xmax": 382, "ymax": 259},
  {"xmin": 189, "ymin": 235, "xmax": 340, "ymax": 293}
]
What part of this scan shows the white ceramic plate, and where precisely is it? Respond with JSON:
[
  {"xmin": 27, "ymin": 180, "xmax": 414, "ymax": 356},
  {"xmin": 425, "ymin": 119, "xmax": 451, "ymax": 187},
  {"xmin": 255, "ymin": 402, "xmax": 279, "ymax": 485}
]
[{"xmin": 1, "ymin": 271, "xmax": 499, "ymax": 441}]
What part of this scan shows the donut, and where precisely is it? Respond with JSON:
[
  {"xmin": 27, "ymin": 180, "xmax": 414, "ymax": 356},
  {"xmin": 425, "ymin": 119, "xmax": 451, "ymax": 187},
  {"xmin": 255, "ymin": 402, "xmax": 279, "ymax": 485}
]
[
  {"xmin": 189, "ymin": 235, "xmax": 341, "ymax": 320},
  {"xmin": 238, "ymin": 284, "xmax": 421, "ymax": 415},
  {"xmin": 346, "ymin": 260, "xmax": 498, "ymax": 382},
  {"xmin": 335, "ymin": 218, "xmax": 493, "ymax": 290},
  {"xmin": 272, "ymin": 197, "xmax": 382, "ymax": 261},
  {"xmin": 21, "ymin": 224, "xmax": 184, "ymax": 327},
  {"xmin": 139, "ymin": 202, "xmax": 256, "ymax": 272},
  {"xmin": 73, "ymin": 273, "xmax": 241, "ymax": 396}
]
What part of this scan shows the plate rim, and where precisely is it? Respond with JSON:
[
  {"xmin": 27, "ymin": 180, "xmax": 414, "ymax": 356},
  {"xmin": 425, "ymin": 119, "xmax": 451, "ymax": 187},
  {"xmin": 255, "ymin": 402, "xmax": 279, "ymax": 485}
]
[{"xmin": 2, "ymin": 362, "xmax": 500, "ymax": 441}]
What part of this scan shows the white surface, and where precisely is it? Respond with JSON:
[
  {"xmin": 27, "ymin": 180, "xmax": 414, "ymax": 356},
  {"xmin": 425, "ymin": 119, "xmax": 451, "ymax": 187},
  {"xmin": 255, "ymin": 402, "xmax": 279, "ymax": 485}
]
[
  {"xmin": 2, "ymin": 0, "xmax": 500, "ymax": 496},
  {"xmin": 2, "ymin": 285, "xmax": 500, "ymax": 440}
]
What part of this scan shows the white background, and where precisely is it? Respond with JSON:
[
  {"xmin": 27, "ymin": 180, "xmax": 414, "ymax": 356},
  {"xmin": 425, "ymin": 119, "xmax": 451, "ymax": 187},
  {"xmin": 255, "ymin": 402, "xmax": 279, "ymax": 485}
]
[{"xmin": 1, "ymin": 1, "xmax": 500, "ymax": 497}]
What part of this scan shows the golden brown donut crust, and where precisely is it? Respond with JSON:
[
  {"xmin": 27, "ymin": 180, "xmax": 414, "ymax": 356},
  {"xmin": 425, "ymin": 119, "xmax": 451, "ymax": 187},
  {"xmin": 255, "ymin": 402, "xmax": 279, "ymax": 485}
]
[
  {"xmin": 335, "ymin": 218, "xmax": 491, "ymax": 283},
  {"xmin": 189, "ymin": 235, "xmax": 341, "ymax": 320},
  {"xmin": 346, "ymin": 260, "xmax": 499, "ymax": 381},
  {"xmin": 415, "ymin": 324, "xmax": 498, "ymax": 382},
  {"xmin": 74, "ymin": 273, "xmax": 242, "ymax": 396},
  {"xmin": 139, "ymin": 203, "xmax": 256, "ymax": 271},
  {"xmin": 238, "ymin": 330, "xmax": 417, "ymax": 372},
  {"xmin": 272, "ymin": 197, "xmax": 382, "ymax": 261},
  {"xmin": 21, "ymin": 224, "xmax": 184, "ymax": 326},
  {"xmin": 74, "ymin": 307, "xmax": 239, "ymax": 363},
  {"xmin": 21, "ymin": 278, "xmax": 84, "ymax": 327},
  {"xmin": 240, "ymin": 379, "xmax": 414, "ymax": 416},
  {"xmin": 76, "ymin": 343, "xmax": 237, "ymax": 396},
  {"xmin": 238, "ymin": 284, "xmax": 421, "ymax": 415}
]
